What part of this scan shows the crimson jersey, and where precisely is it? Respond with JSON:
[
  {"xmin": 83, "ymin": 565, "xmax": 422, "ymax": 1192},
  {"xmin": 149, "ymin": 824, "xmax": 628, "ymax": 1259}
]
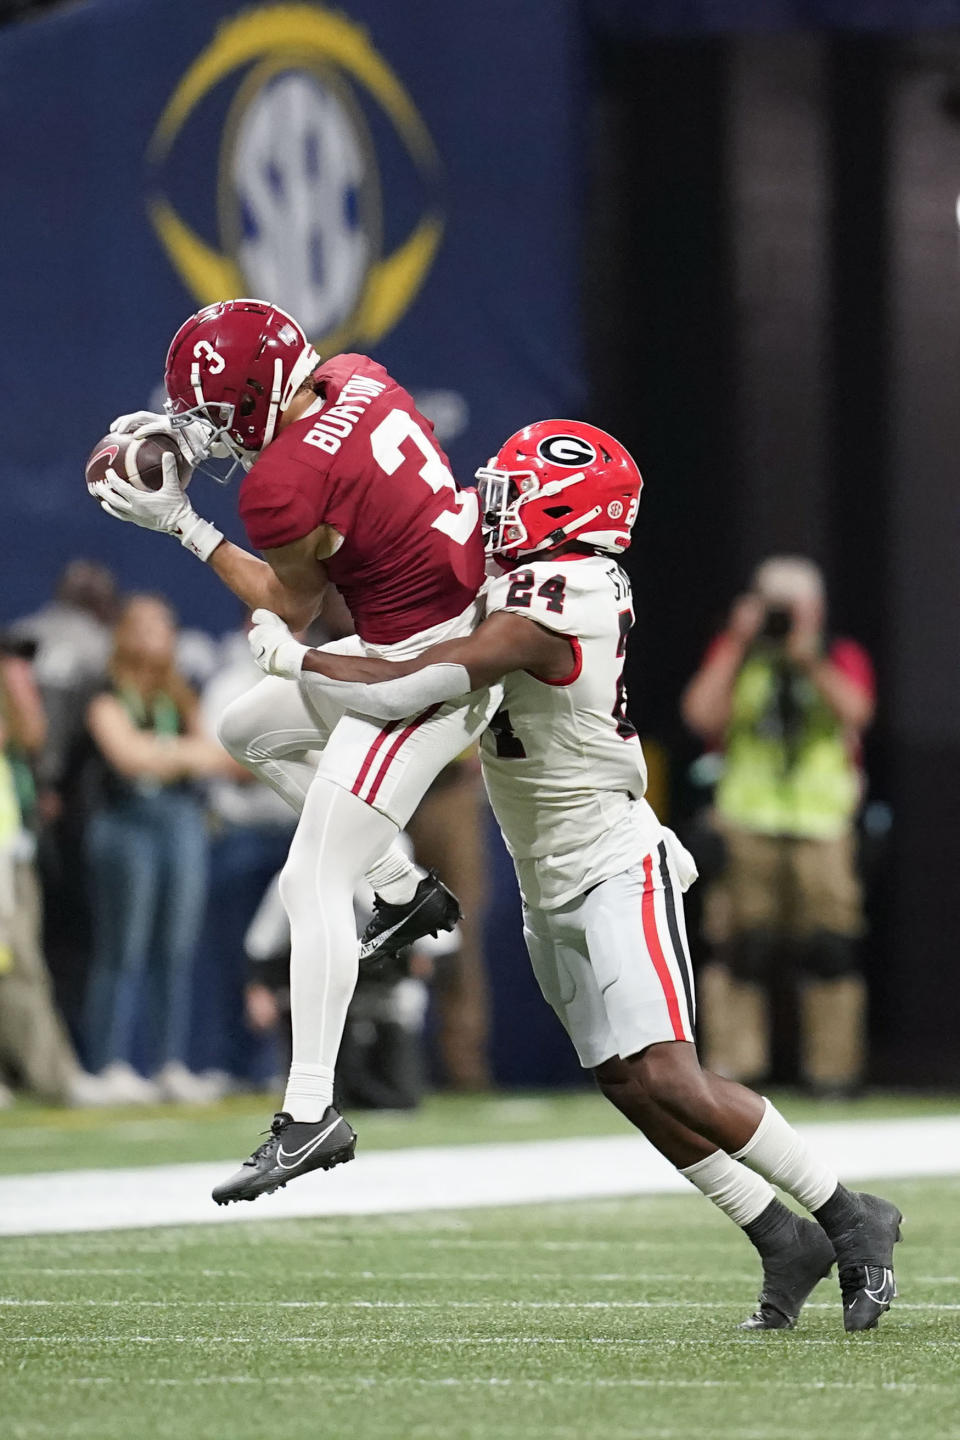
[{"xmin": 238, "ymin": 354, "xmax": 485, "ymax": 645}]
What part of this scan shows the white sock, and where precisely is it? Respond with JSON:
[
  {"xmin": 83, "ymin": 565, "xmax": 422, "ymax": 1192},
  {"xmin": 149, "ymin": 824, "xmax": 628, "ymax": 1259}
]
[
  {"xmin": 732, "ymin": 1097, "xmax": 838, "ymax": 1211},
  {"xmin": 680, "ymin": 1149, "xmax": 776, "ymax": 1227},
  {"xmin": 280, "ymin": 777, "xmax": 400, "ymax": 1121},
  {"xmin": 283, "ymin": 1063, "xmax": 334, "ymax": 1123},
  {"xmin": 365, "ymin": 843, "xmax": 423, "ymax": 905}
]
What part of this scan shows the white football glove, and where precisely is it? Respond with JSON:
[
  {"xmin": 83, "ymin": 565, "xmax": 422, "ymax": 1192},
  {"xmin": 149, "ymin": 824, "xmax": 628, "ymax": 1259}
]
[
  {"xmin": 248, "ymin": 609, "xmax": 308, "ymax": 680},
  {"xmin": 110, "ymin": 409, "xmax": 210, "ymax": 467},
  {"xmin": 90, "ymin": 451, "xmax": 223, "ymax": 562}
]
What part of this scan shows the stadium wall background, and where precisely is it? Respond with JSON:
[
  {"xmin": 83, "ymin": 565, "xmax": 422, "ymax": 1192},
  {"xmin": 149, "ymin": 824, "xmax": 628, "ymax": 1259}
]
[{"xmin": 2, "ymin": 0, "xmax": 960, "ymax": 1083}]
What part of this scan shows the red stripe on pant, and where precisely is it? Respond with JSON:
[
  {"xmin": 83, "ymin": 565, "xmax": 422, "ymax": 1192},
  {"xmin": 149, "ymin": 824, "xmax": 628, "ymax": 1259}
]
[
  {"xmin": 640, "ymin": 852, "xmax": 687, "ymax": 1041},
  {"xmin": 351, "ymin": 718, "xmax": 403, "ymax": 799},
  {"xmin": 355, "ymin": 704, "xmax": 443, "ymax": 807}
]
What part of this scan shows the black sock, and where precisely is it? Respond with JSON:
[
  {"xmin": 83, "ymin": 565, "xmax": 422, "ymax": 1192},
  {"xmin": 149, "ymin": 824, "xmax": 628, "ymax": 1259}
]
[
  {"xmin": 743, "ymin": 1196, "xmax": 795, "ymax": 1251},
  {"xmin": 813, "ymin": 1183, "xmax": 861, "ymax": 1239}
]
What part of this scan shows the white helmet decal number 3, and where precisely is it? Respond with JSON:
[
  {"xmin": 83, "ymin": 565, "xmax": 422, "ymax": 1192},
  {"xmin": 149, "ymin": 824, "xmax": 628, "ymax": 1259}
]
[{"xmin": 193, "ymin": 339, "xmax": 226, "ymax": 374}]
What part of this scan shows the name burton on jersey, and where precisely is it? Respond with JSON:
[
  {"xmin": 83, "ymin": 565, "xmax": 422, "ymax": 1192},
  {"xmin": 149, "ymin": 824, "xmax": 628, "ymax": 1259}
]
[{"xmin": 303, "ymin": 374, "xmax": 387, "ymax": 454}]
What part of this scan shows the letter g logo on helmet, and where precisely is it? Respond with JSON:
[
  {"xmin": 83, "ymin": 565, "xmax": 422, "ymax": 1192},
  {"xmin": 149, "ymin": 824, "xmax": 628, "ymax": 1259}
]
[{"xmin": 537, "ymin": 435, "xmax": 598, "ymax": 467}]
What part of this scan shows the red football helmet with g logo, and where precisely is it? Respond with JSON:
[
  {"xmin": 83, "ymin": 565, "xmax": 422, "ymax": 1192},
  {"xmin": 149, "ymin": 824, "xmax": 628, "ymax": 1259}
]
[
  {"xmin": 475, "ymin": 419, "xmax": 643, "ymax": 560},
  {"xmin": 164, "ymin": 299, "xmax": 320, "ymax": 475}
]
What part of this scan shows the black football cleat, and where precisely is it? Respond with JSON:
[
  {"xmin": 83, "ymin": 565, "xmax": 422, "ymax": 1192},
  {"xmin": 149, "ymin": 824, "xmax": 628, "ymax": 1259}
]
[
  {"xmin": 359, "ymin": 870, "xmax": 461, "ymax": 969},
  {"xmin": 832, "ymin": 1192, "xmax": 903, "ymax": 1332},
  {"xmin": 211, "ymin": 1107, "xmax": 356, "ymax": 1206},
  {"xmin": 740, "ymin": 1212, "xmax": 836, "ymax": 1331}
]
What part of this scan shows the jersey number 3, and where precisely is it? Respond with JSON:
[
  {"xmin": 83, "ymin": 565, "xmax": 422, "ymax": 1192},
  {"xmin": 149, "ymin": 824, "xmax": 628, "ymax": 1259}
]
[{"xmin": 370, "ymin": 408, "xmax": 478, "ymax": 546}]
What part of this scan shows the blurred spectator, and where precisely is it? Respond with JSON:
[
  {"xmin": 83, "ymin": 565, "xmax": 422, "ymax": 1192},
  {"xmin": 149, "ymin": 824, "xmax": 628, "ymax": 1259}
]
[
  {"xmin": 406, "ymin": 757, "xmax": 492, "ymax": 1090},
  {"xmin": 177, "ymin": 625, "xmax": 222, "ymax": 690},
  {"xmin": 81, "ymin": 595, "xmax": 233, "ymax": 1103},
  {"xmin": 195, "ymin": 622, "xmax": 296, "ymax": 1083},
  {"xmin": 12, "ymin": 560, "xmax": 118, "ymax": 1027},
  {"xmin": 681, "ymin": 557, "xmax": 875, "ymax": 1095},
  {"xmin": 12, "ymin": 559, "xmax": 118, "ymax": 796},
  {"xmin": 0, "ymin": 639, "xmax": 108, "ymax": 1106}
]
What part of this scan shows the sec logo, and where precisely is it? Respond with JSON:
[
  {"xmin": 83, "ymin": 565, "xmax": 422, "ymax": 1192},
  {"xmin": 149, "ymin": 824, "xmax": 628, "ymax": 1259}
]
[
  {"xmin": 147, "ymin": 4, "xmax": 442, "ymax": 354},
  {"xmin": 607, "ymin": 500, "xmax": 624, "ymax": 520}
]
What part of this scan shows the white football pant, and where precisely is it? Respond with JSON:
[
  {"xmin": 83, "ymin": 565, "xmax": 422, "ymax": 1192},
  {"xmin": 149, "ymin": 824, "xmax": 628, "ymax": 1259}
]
[
  {"xmin": 216, "ymin": 604, "xmax": 502, "ymax": 1104},
  {"xmin": 523, "ymin": 840, "xmax": 697, "ymax": 1069}
]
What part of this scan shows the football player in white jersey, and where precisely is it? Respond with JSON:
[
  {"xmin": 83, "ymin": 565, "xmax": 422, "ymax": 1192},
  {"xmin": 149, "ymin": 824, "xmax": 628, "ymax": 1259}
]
[{"xmin": 249, "ymin": 420, "xmax": 901, "ymax": 1333}]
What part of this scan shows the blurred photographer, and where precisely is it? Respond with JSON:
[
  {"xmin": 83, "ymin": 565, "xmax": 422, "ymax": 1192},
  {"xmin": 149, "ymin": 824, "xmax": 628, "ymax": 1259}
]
[
  {"xmin": 681, "ymin": 557, "xmax": 875, "ymax": 1095},
  {"xmin": 0, "ymin": 634, "xmax": 108, "ymax": 1105}
]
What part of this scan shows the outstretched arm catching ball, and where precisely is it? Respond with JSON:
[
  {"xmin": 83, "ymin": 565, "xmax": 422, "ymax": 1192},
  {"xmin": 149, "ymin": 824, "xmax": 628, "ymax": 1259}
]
[{"xmin": 89, "ymin": 427, "xmax": 334, "ymax": 631}]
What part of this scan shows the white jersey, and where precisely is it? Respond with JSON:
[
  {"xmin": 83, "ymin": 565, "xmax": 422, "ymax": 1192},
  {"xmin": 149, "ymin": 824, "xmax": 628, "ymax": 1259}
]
[{"xmin": 480, "ymin": 554, "xmax": 666, "ymax": 909}]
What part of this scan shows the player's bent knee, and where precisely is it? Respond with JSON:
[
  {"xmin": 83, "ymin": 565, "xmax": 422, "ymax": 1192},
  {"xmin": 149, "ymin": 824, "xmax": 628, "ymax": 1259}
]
[
  {"xmin": 633, "ymin": 1040, "xmax": 701, "ymax": 1105},
  {"xmin": 277, "ymin": 849, "xmax": 310, "ymax": 922},
  {"xmin": 594, "ymin": 1054, "xmax": 629, "ymax": 1085},
  {"xmin": 216, "ymin": 692, "xmax": 259, "ymax": 763},
  {"xmin": 594, "ymin": 1054, "xmax": 657, "ymax": 1117}
]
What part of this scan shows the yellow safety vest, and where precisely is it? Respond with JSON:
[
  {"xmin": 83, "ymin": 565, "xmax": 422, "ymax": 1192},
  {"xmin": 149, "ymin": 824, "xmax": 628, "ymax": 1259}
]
[{"xmin": 715, "ymin": 653, "xmax": 860, "ymax": 840}]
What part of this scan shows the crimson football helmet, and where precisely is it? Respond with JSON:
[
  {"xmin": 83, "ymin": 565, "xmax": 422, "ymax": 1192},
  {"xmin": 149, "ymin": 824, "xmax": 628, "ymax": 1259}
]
[
  {"xmin": 163, "ymin": 299, "xmax": 320, "ymax": 479},
  {"xmin": 475, "ymin": 419, "xmax": 643, "ymax": 559}
]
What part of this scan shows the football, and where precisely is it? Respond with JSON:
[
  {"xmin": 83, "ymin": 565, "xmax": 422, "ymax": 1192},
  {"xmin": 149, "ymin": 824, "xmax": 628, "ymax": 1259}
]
[{"xmin": 85, "ymin": 431, "xmax": 191, "ymax": 495}]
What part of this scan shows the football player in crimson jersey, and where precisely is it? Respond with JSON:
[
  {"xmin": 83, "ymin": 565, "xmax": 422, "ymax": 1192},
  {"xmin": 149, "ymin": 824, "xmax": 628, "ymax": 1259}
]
[
  {"xmin": 90, "ymin": 299, "xmax": 502, "ymax": 1203},
  {"xmin": 249, "ymin": 419, "xmax": 902, "ymax": 1334}
]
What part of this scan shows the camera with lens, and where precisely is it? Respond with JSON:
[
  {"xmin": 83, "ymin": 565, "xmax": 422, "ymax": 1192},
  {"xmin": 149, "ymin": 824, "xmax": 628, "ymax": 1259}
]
[
  {"xmin": 760, "ymin": 605, "xmax": 793, "ymax": 642},
  {"xmin": 0, "ymin": 633, "xmax": 38, "ymax": 661}
]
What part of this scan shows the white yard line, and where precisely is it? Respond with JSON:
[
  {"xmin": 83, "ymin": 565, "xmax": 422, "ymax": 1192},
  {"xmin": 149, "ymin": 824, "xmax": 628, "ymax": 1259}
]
[
  {"xmin": 0, "ymin": 1114, "xmax": 956, "ymax": 1238},
  {"xmin": 1, "ymin": 1297, "xmax": 958, "ymax": 1311},
  {"xmin": 37, "ymin": 1376, "xmax": 960, "ymax": 1391},
  {"xmin": 4, "ymin": 1334, "xmax": 956, "ymax": 1348}
]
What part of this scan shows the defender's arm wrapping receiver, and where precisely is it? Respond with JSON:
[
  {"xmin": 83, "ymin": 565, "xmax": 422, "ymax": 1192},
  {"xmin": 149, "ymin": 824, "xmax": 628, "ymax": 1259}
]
[{"xmin": 248, "ymin": 605, "xmax": 575, "ymax": 717}]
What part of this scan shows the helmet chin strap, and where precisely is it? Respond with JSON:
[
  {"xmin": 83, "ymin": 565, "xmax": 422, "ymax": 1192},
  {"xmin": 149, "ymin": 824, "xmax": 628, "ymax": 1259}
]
[
  {"xmin": 262, "ymin": 358, "xmax": 284, "ymax": 449},
  {"xmin": 190, "ymin": 362, "xmax": 205, "ymax": 410},
  {"xmin": 557, "ymin": 505, "xmax": 601, "ymax": 535},
  {"xmin": 520, "ymin": 504, "xmax": 603, "ymax": 553}
]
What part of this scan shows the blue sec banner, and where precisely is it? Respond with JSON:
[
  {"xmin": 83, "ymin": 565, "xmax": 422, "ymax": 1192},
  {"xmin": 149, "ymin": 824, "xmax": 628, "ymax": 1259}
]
[{"xmin": 0, "ymin": 0, "xmax": 585, "ymax": 630}]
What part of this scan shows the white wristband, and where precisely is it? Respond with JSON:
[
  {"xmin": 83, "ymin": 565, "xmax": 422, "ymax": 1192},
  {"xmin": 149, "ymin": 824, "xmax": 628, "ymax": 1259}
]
[
  {"xmin": 176, "ymin": 511, "xmax": 223, "ymax": 562},
  {"xmin": 270, "ymin": 639, "xmax": 309, "ymax": 681}
]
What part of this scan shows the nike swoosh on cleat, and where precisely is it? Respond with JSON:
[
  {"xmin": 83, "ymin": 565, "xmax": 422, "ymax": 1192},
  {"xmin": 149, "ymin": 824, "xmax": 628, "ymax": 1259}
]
[
  {"xmin": 358, "ymin": 894, "xmax": 433, "ymax": 960},
  {"xmin": 864, "ymin": 1272, "xmax": 894, "ymax": 1305},
  {"xmin": 276, "ymin": 1117, "xmax": 344, "ymax": 1170}
]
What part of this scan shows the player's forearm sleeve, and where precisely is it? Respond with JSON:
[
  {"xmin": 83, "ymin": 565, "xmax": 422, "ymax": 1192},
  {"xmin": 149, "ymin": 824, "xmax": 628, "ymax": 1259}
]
[{"xmin": 299, "ymin": 662, "xmax": 472, "ymax": 721}]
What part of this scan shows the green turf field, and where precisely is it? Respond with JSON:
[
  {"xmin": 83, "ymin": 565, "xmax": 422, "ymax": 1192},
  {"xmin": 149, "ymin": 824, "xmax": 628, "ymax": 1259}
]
[
  {"xmin": 2, "ymin": 1087, "xmax": 958, "ymax": 1175},
  {"xmin": 1, "ymin": 1095, "xmax": 959, "ymax": 1440}
]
